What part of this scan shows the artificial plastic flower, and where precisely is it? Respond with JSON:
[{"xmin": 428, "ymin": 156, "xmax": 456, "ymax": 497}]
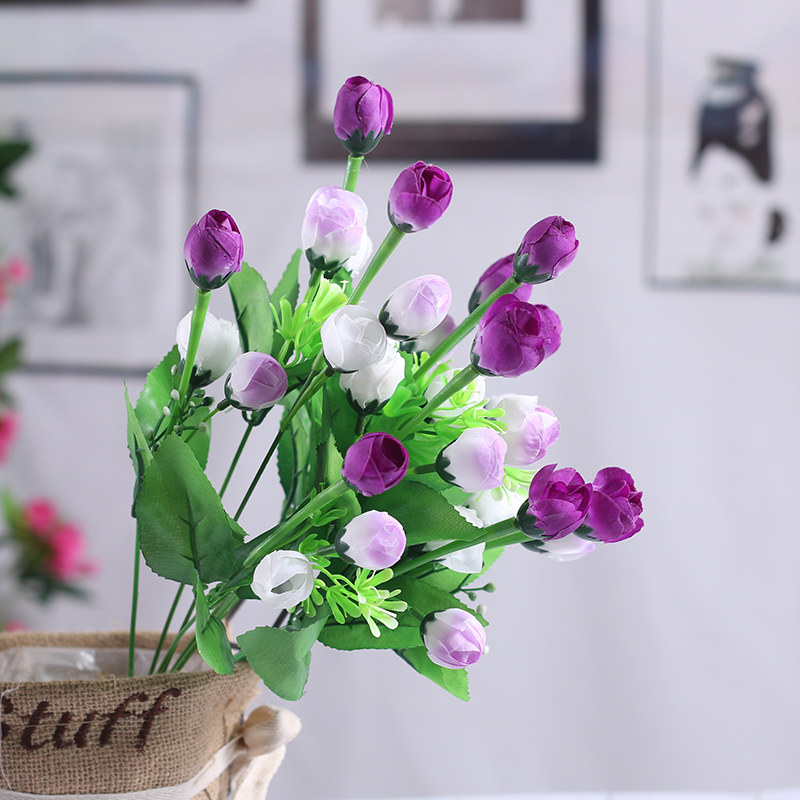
[
  {"xmin": 176, "ymin": 311, "xmax": 239, "ymax": 387},
  {"xmin": 522, "ymin": 532, "xmax": 596, "ymax": 562},
  {"xmin": 184, "ymin": 210, "xmax": 244, "ymax": 290},
  {"xmin": 225, "ymin": 352, "xmax": 288, "ymax": 411},
  {"xmin": 320, "ymin": 305, "xmax": 387, "ymax": 373},
  {"xmin": 388, "ymin": 162, "xmax": 453, "ymax": 233},
  {"xmin": 468, "ymin": 254, "xmax": 533, "ymax": 312},
  {"xmin": 513, "ymin": 215, "xmax": 579, "ymax": 284},
  {"xmin": 424, "ymin": 540, "xmax": 485, "ymax": 574},
  {"xmin": 436, "ymin": 427, "xmax": 507, "ymax": 493},
  {"xmin": 339, "ymin": 344, "xmax": 405, "ymax": 413},
  {"xmin": 516, "ymin": 464, "xmax": 593, "ymax": 540},
  {"xmin": 335, "ymin": 510, "xmax": 406, "ymax": 570},
  {"xmin": 422, "ymin": 608, "xmax": 486, "ymax": 669},
  {"xmin": 251, "ymin": 550, "xmax": 315, "ymax": 611},
  {"xmin": 341, "ymin": 432, "xmax": 408, "ymax": 497},
  {"xmin": 333, "ymin": 75, "xmax": 394, "ymax": 156},
  {"xmin": 584, "ymin": 467, "xmax": 644, "ymax": 543},
  {"xmin": 486, "ymin": 394, "xmax": 560, "ymax": 468},
  {"xmin": 379, "ymin": 274, "xmax": 452, "ymax": 341}
]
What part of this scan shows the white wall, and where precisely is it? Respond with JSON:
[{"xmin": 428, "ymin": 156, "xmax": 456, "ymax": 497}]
[{"xmin": 1, "ymin": 1, "xmax": 800, "ymax": 797}]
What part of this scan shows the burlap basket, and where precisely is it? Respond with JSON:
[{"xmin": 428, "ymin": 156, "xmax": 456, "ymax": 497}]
[{"xmin": 0, "ymin": 631, "xmax": 300, "ymax": 800}]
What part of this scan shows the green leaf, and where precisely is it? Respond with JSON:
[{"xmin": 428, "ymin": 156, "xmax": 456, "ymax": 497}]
[
  {"xmin": 228, "ymin": 262, "xmax": 273, "ymax": 355},
  {"xmin": 319, "ymin": 621, "xmax": 421, "ymax": 651},
  {"xmin": 389, "ymin": 575, "xmax": 480, "ymax": 622},
  {"xmin": 0, "ymin": 338, "xmax": 22, "ymax": 375},
  {"xmin": 137, "ymin": 434, "xmax": 239, "ymax": 584},
  {"xmin": 237, "ymin": 614, "xmax": 327, "ymax": 701},
  {"xmin": 361, "ymin": 481, "xmax": 482, "ymax": 545},
  {"xmin": 397, "ymin": 646, "xmax": 470, "ymax": 701},
  {"xmin": 273, "ymin": 249, "xmax": 301, "ymax": 313},
  {"xmin": 193, "ymin": 573, "xmax": 234, "ymax": 674},
  {"xmin": 125, "ymin": 386, "xmax": 153, "ymax": 516},
  {"xmin": 325, "ymin": 378, "xmax": 360, "ymax": 456},
  {"xmin": 0, "ymin": 141, "xmax": 32, "ymax": 172}
]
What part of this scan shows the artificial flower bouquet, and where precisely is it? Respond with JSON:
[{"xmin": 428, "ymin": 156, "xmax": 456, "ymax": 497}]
[{"xmin": 126, "ymin": 75, "xmax": 644, "ymax": 702}]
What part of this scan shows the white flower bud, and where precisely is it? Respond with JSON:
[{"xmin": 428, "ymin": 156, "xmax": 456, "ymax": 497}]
[
  {"xmin": 424, "ymin": 540, "xmax": 485, "ymax": 574},
  {"xmin": 339, "ymin": 343, "xmax": 405, "ymax": 411},
  {"xmin": 251, "ymin": 550, "xmax": 315, "ymax": 611},
  {"xmin": 176, "ymin": 311, "xmax": 240, "ymax": 386},
  {"xmin": 320, "ymin": 305, "xmax": 387, "ymax": 373}
]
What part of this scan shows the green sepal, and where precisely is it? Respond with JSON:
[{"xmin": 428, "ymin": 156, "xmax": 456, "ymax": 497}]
[
  {"xmin": 237, "ymin": 614, "xmax": 328, "ymax": 701},
  {"xmin": 228, "ymin": 262, "xmax": 273, "ymax": 355},
  {"xmin": 193, "ymin": 573, "xmax": 234, "ymax": 675},
  {"xmin": 396, "ymin": 646, "xmax": 470, "ymax": 701},
  {"xmin": 136, "ymin": 433, "xmax": 240, "ymax": 585},
  {"xmin": 340, "ymin": 129, "xmax": 382, "ymax": 157},
  {"xmin": 125, "ymin": 386, "xmax": 153, "ymax": 516},
  {"xmin": 319, "ymin": 620, "xmax": 422, "ymax": 651},
  {"xmin": 360, "ymin": 481, "xmax": 482, "ymax": 546},
  {"xmin": 512, "ymin": 251, "xmax": 553, "ymax": 285}
]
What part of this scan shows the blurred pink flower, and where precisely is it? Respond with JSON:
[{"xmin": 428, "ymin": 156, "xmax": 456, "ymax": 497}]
[
  {"xmin": 0, "ymin": 409, "xmax": 18, "ymax": 464},
  {"xmin": 5, "ymin": 256, "xmax": 30, "ymax": 285},
  {"xmin": 46, "ymin": 523, "xmax": 94, "ymax": 581},
  {"xmin": 3, "ymin": 619, "xmax": 26, "ymax": 633},
  {"xmin": 24, "ymin": 499, "xmax": 59, "ymax": 535}
]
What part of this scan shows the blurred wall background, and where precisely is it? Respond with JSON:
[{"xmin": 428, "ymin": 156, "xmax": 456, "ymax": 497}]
[{"xmin": 1, "ymin": 0, "xmax": 799, "ymax": 797}]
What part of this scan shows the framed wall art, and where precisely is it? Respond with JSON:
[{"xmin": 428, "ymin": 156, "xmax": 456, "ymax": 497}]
[
  {"xmin": 645, "ymin": 0, "xmax": 800, "ymax": 290},
  {"xmin": 304, "ymin": 0, "xmax": 601, "ymax": 161},
  {"xmin": 0, "ymin": 73, "xmax": 198, "ymax": 374}
]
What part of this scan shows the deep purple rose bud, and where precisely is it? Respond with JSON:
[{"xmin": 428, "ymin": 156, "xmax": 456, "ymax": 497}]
[
  {"xmin": 468, "ymin": 254, "xmax": 533, "ymax": 313},
  {"xmin": 436, "ymin": 427, "xmax": 507, "ymax": 493},
  {"xmin": 341, "ymin": 432, "xmax": 408, "ymax": 497},
  {"xmin": 513, "ymin": 216, "xmax": 579, "ymax": 285},
  {"xmin": 334, "ymin": 76, "xmax": 394, "ymax": 157},
  {"xmin": 516, "ymin": 463, "xmax": 592, "ymax": 540},
  {"xmin": 471, "ymin": 295, "xmax": 561, "ymax": 378},
  {"xmin": 388, "ymin": 161, "xmax": 453, "ymax": 233},
  {"xmin": 225, "ymin": 351, "xmax": 288, "ymax": 411},
  {"xmin": 583, "ymin": 467, "xmax": 644, "ymax": 543},
  {"xmin": 380, "ymin": 274, "xmax": 452, "ymax": 341},
  {"xmin": 422, "ymin": 608, "xmax": 486, "ymax": 670},
  {"xmin": 335, "ymin": 509, "xmax": 406, "ymax": 570},
  {"xmin": 184, "ymin": 210, "xmax": 244, "ymax": 290}
]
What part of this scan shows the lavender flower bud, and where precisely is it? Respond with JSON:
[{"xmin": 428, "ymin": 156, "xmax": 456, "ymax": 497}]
[
  {"xmin": 380, "ymin": 274, "xmax": 452, "ymax": 341},
  {"xmin": 335, "ymin": 510, "xmax": 406, "ymax": 570},
  {"xmin": 436, "ymin": 427, "xmax": 507, "ymax": 493},
  {"xmin": 422, "ymin": 608, "xmax": 486, "ymax": 670},
  {"xmin": 486, "ymin": 394, "xmax": 560, "ymax": 468},
  {"xmin": 225, "ymin": 352, "xmax": 288, "ymax": 411}
]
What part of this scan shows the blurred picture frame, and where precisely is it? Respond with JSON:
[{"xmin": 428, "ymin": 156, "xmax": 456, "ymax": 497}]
[
  {"xmin": 645, "ymin": 0, "xmax": 800, "ymax": 290},
  {"xmin": 0, "ymin": 73, "xmax": 198, "ymax": 375},
  {"xmin": 304, "ymin": 0, "xmax": 601, "ymax": 161}
]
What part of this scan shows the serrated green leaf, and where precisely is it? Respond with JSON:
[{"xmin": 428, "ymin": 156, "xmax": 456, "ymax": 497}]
[
  {"xmin": 237, "ymin": 614, "xmax": 327, "ymax": 701},
  {"xmin": 397, "ymin": 646, "xmax": 470, "ymax": 701},
  {"xmin": 193, "ymin": 573, "xmax": 234, "ymax": 674},
  {"xmin": 325, "ymin": 378, "xmax": 360, "ymax": 456},
  {"xmin": 137, "ymin": 434, "xmax": 239, "ymax": 584},
  {"xmin": 228, "ymin": 262, "xmax": 273, "ymax": 355},
  {"xmin": 319, "ymin": 621, "xmax": 421, "ymax": 651},
  {"xmin": 389, "ymin": 575, "xmax": 479, "ymax": 622},
  {"xmin": 360, "ymin": 481, "xmax": 482, "ymax": 545}
]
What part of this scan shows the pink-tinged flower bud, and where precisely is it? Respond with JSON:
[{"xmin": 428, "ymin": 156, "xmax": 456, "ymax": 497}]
[
  {"xmin": 333, "ymin": 76, "xmax": 394, "ymax": 156},
  {"xmin": 176, "ymin": 311, "xmax": 239, "ymax": 387},
  {"xmin": 225, "ymin": 352, "xmax": 288, "ymax": 411},
  {"xmin": 424, "ymin": 540, "xmax": 485, "ymax": 574},
  {"xmin": 522, "ymin": 532, "xmax": 596, "ymax": 561},
  {"xmin": 436, "ymin": 427, "xmax": 507, "ymax": 493},
  {"xmin": 339, "ymin": 344, "xmax": 405, "ymax": 413},
  {"xmin": 335, "ymin": 510, "xmax": 406, "ymax": 569},
  {"xmin": 47, "ymin": 523, "xmax": 93, "ymax": 581},
  {"xmin": 0, "ymin": 409, "xmax": 18, "ymax": 465},
  {"xmin": 516, "ymin": 464, "xmax": 593, "ymax": 540},
  {"xmin": 380, "ymin": 274, "xmax": 452, "ymax": 341},
  {"xmin": 486, "ymin": 394, "xmax": 560, "ymax": 468},
  {"xmin": 402, "ymin": 314, "xmax": 456, "ymax": 355},
  {"xmin": 320, "ymin": 305, "xmax": 387, "ymax": 373},
  {"xmin": 251, "ymin": 550, "xmax": 314, "ymax": 611},
  {"xmin": 184, "ymin": 210, "xmax": 244, "ymax": 290},
  {"xmin": 471, "ymin": 295, "xmax": 561, "ymax": 378},
  {"xmin": 422, "ymin": 608, "xmax": 486, "ymax": 670},
  {"xmin": 24, "ymin": 499, "xmax": 58, "ymax": 534},
  {"xmin": 513, "ymin": 216, "xmax": 579, "ymax": 285},
  {"xmin": 342, "ymin": 432, "xmax": 408, "ymax": 497},
  {"xmin": 301, "ymin": 186, "xmax": 369, "ymax": 275},
  {"xmin": 583, "ymin": 467, "xmax": 644, "ymax": 543},
  {"xmin": 468, "ymin": 254, "xmax": 533, "ymax": 312},
  {"xmin": 388, "ymin": 161, "xmax": 453, "ymax": 233}
]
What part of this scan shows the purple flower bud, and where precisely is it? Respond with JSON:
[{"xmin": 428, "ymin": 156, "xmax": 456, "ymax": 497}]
[
  {"xmin": 176, "ymin": 311, "xmax": 239, "ymax": 387},
  {"xmin": 402, "ymin": 314, "xmax": 457, "ymax": 355},
  {"xmin": 251, "ymin": 550, "xmax": 314, "ymax": 610},
  {"xmin": 342, "ymin": 432, "xmax": 408, "ymax": 497},
  {"xmin": 468, "ymin": 254, "xmax": 533, "ymax": 313},
  {"xmin": 513, "ymin": 216, "xmax": 579, "ymax": 285},
  {"xmin": 584, "ymin": 467, "xmax": 644, "ymax": 543},
  {"xmin": 333, "ymin": 76, "xmax": 394, "ymax": 157},
  {"xmin": 184, "ymin": 210, "xmax": 244, "ymax": 290},
  {"xmin": 301, "ymin": 186, "xmax": 369, "ymax": 274},
  {"xmin": 436, "ymin": 427, "xmax": 507, "ymax": 493},
  {"xmin": 225, "ymin": 351, "xmax": 288, "ymax": 411},
  {"xmin": 486, "ymin": 394, "xmax": 560, "ymax": 468},
  {"xmin": 471, "ymin": 295, "xmax": 561, "ymax": 378},
  {"xmin": 522, "ymin": 532, "xmax": 596, "ymax": 561},
  {"xmin": 422, "ymin": 608, "xmax": 486, "ymax": 670},
  {"xmin": 339, "ymin": 344, "xmax": 405, "ymax": 413},
  {"xmin": 388, "ymin": 161, "xmax": 453, "ymax": 233},
  {"xmin": 380, "ymin": 274, "xmax": 452, "ymax": 341},
  {"xmin": 516, "ymin": 464, "xmax": 593, "ymax": 540},
  {"xmin": 321, "ymin": 305, "xmax": 387, "ymax": 373},
  {"xmin": 335, "ymin": 510, "xmax": 406, "ymax": 570}
]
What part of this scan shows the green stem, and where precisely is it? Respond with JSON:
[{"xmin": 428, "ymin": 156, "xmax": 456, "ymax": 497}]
[
  {"xmin": 149, "ymin": 584, "xmax": 184, "ymax": 674},
  {"xmin": 343, "ymin": 155, "xmax": 363, "ymax": 193},
  {"xmin": 128, "ymin": 526, "xmax": 142, "ymax": 678},
  {"xmin": 392, "ymin": 517, "xmax": 519, "ymax": 578},
  {"xmin": 350, "ymin": 226, "xmax": 405, "ymax": 305},
  {"xmin": 157, "ymin": 600, "xmax": 196, "ymax": 673},
  {"xmin": 219, "ymin": 422, "xmax": 254, "ymax": 499},
  {"xmin": 177, "ymin": 288, "xmax": 212, "ymax": 399},
  {"xmin": 414, "ymin": 275, "xmax": 520, "ymax": 381},
  {"xmin": 398, "ymin": 364, "xmax": 482, "ymax": 437}
]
